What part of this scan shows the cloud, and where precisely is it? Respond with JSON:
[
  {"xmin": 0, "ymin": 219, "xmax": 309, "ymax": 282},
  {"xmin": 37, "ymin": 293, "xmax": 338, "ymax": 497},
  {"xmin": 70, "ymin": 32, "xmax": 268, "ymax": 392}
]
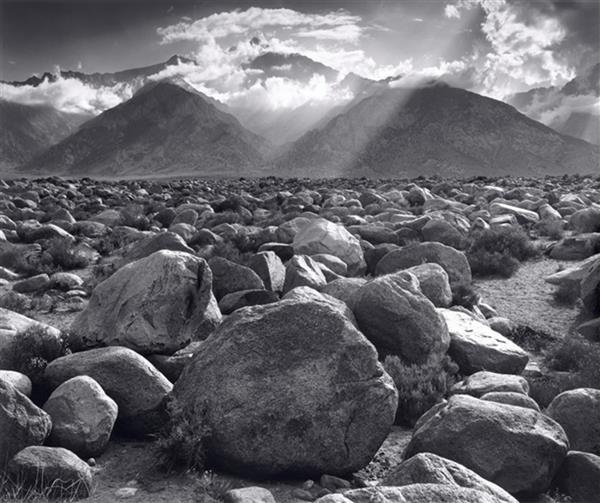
[
  {"xmin": 445, "ymin": 5, "xmax": 461, "ymax": 18},
  {"xmin": 295, "ymin": 24, "xmax": 363, "ymax": 43},
  {"xmin": 444, "ymin": 0, "xmax": 575, "ymax": 97},
  {"xmin": 157, "ymin": 7, "xmax": 363, "ymax": 44},
  {"xmin": 0, "ymin": 75, "xmax": 134, "ymax": 114}
]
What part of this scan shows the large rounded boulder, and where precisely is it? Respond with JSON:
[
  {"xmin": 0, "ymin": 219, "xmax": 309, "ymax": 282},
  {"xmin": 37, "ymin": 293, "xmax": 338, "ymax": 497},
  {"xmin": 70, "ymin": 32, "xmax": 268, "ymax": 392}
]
[
  {"xmin": 173, "ymin": 299, "xmax": 398, "ymax": 477},
  {"xmin": 375, "ymin": 242, "xmax": 472, "ymax": 293},
  {"xmin": 43, "ymin": 376, "xmax": 118, "ymax": 458},
  {"xmin": 352, "ymin": 272, "xmax": 450, "ymax": 364},
  {"xmin": 439, "ymin": 308, "xmax": 529, "ymax": 375},
  {"xmin": 382, "ymin": 453, "xmax": 517, "ymax": 503},
  {"xmin": 71, "ymin": 250, "xmax": 222, "ymax": 355},
  {"xmin": 293, "ymin": 218, "xmax": 366, "ymax": 275},
  {"xmin": 316, "ymin": 485, "xmax": 514, "ymax": 503},
  {"xmin": 44, "ymin": 347, "xmax": 172, "ymax": 436},
  {"xmin": 546, "ymin": 388, "xmax": 600, "ymax": 455},
  {"xmin": 0, "ymin": 380, "xmax": 51, "ymax": 469},
  {"xmin": 404, "ymin": 394, "xmax": 569, "ymax": 495}
]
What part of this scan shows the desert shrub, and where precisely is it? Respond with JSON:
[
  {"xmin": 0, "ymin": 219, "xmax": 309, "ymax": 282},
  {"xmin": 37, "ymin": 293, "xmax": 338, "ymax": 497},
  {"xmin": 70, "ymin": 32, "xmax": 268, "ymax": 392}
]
[
  {"xmin": 546, "ymin": 489, "xmax": 572, "ymax": 503},
  {"xmin": 11, "ymin": 326, "xmax": 71, "ymax": 388},
  {"xmin": 0, "ymin": 291, "xmax": 31, "ymax": 314},
  {"xmin": 156, "ymin": 396, "xmax": 211, "ymax": 473},
  {"xmin": 0, "ymin": 470, "xmax": 91, "ymax": 502},
  {"xmin": 552, "ymin": 282, "xmax": 580, "ymax": 306},
  {"xmin": 506, "ymin": 324, "xmax": 557, "ymax": 353},
  {"xmin": 546, "ymin": 333, "xmax": 600, "ymax": 388},
  {"xmin": 193, "ymin": 471, "xmax": 233, "ymax": 502},
  {"xmin": 535, "ymin": 219, "xmax": 565, "ymax": 240},
  {"xmin": 383, "ymin": 355, "xmax": 459, "ymax": 427},
  {"xmin": 452, "ymin": 283, "xmax": 480, "ymax": 308},
  {"xmin": 0, "ymin": 248, "xmax": 53, "ymax": 277},
  {"xmin": 466, "ymin": 226, "xmax": 540, "ymax": 278},
  {"xmin": 44, "ymin": 238, "xmax": 91, "ymax": 271}
]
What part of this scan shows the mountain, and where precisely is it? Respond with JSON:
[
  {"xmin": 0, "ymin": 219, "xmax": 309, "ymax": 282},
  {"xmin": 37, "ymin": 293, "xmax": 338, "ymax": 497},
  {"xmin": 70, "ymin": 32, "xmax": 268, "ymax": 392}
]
[
  {"xmin": 20, "ymin": 80, "xmax": 270, "ymax": 177},
  {"xmin": 3, "ymin": 55, "xmax": 194, "ymax": 88},
  {"xmin": 243, "ymin": 52, "xmax": 338, "ymax": 85},
  {"xmin": 505, "ymin": 63, "xmax": 600, "ymax": 144},
  {"xmin": 0, "ymin": 100, "xmax": 90, "ymax": 171},
  {"xmin": 233, "ymin": 52, "xmax": 384, "ymax": 145},
  {"xmin": 275, "ymin": 83, "xmax": 600, "ymax": 178}
]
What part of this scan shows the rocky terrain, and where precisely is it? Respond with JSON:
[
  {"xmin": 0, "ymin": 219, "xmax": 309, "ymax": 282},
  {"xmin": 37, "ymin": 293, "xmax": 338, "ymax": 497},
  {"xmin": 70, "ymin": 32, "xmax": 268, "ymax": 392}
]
[{"xmin": 1, "ymin": 174, "xmax": 600, "ymax": 503}]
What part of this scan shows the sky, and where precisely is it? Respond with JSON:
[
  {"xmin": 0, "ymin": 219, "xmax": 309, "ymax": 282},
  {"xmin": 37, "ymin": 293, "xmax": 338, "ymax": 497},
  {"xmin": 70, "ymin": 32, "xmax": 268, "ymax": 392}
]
[{"xmin": 0, "ymin": 0, "xmax": 598, "ymax": 115}]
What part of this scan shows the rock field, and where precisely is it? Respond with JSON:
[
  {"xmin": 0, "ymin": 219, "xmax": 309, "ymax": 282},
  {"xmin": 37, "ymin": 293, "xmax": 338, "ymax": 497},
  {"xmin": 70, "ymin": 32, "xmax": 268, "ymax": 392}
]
[{"xmin": 1, "ymin": 174, "xmax": 600, "ymax": 502}]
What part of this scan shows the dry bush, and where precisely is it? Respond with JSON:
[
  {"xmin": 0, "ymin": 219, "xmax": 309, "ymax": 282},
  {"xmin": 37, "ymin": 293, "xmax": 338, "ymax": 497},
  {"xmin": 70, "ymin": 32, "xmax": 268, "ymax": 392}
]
[
  {"xmin": 43, "ymin": 238, "xmax": 91, "ymax": 271},
  {"xmin": 0, "ymin": 469, "xmax": 91, "ymax": 501},
  {"xmin": 383, "ymin": 355, "xmax": 458, "ymax": 427},
  {"xmin": 506, "ymin": 324, "xmax": 557, "ymax": 353},
  {"xmin": 552, "ymin": 282, "xmax": 580, "ymax": 306},
  {"xmin": 11, "ymin": 326, "xmax": 70, "ymax": 388},
  {"xmin": 546, "ymin": 333, "xmax": 600, "ymax": 388},
  {"xmin": 156, "ymin": 396, "xmax": 211, "ymax": 473},
  {"xmin": 466, "ymin": 226, "xmax": 540, "ymax": 278}
]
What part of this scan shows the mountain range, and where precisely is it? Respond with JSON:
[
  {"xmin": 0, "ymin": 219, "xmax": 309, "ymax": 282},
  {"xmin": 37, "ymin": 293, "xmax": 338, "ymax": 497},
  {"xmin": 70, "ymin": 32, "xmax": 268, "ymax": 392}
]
[
  {"xmin": 0, "ymin": 100, "xmax": 90, "ymax": 171},
  {"xmin": 2, "ymin": 53, "xmax": 599, "ymax": 178},
  {"xmin": 505, "ymin": 63, "xmax": 600, "ymax": 145},
  {"xmin": 21, "ymin": 80, "xmax": 269, "ymax": 177}
]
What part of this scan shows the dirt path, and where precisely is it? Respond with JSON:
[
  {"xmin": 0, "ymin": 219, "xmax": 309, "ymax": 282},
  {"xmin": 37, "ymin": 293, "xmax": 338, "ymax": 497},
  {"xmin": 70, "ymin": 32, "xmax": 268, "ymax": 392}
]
[
  {"xmin": 83, "ymin": 427, "xmax": 412, "ymax": 503},
  {"xmin": 474, "ymin": 256, "xmax": 585, "ymax": 340}
]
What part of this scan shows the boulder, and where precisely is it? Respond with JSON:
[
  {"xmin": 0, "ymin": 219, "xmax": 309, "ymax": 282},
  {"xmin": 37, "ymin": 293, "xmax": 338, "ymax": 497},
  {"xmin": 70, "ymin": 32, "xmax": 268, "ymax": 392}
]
[
  {"xmin": 421, "ymin": 219, "xmax": 464, "ymax": 248},
  {"xmin": 13, "ymin": 273, "xmax": 50, "ymax": 293},
  {"xmin": 452, "ymin": 371, "xmax": 530, "ymax": 397},
  {"xmin": 118, "ymin": 231, "xmax": 194, "ymax": 267},
  {"xmin": 382, "ymin": 453, "xmax": 517, "ymax": 503},
  {"xmin": 489, "ymin": 202, "xmax": 540, "ymax": 225},
  {"xmin": 549, "ymin": 233, "xmax": 600, "ymax": 260},
  {"xmin": 224, "ymin": 487, "xmax": 276, "ymax": 503},
  {"xmin": 405, "ymin": 263, "xmax": 452, "ymax": 307},
  {"xmin": 209, "ymin": 257, "xmax": 265, "ymax": 300},
  {"xmin": 320, "ymin": 278, "xmax": 366, "ymax": 310},
  {"xmin": 405, "ymin": 394, "xmax": 568, "ymax": 495},
  {"xmin": 282, "ymin": 287, "xmax": 357, "ymax": 326},
  {"xmin": 71, "ymin": 250, "xmax": 221, "ymax": 355},
  {"xmin": 0, "ymin": 380, "xmax": 51, "ymax": 469},
  {"xmin": 439, "ymin": 309, "xmax": 529, "ymax": 374},
  {"xmin": 556, "ymin": 451, "xmax": 600, "ymax": 503},
  {"xmin": 43, "ymin": 376, "xmax": 118, "ymax": 458},
  {"xmin": 44, "ymin": 347, "xmax": 172, "ymax": 435},
  {"xmin": 293, "ymin": 218, "xmax": 366, "ymax": 275},
  {"xmin": 353, "ymin": 272, "xmax": 450, "ymax": 364},
  {"xmin": 173, "ymin": 299, "xmax": 398, "ymax": 477},
  {"xmin": 248, "ymin": 251, "xmax": 286, "ymax": 292},
  {"xmin": 480, "ymin": 391, "xmax": 540, "ymax": 411},
  {"xmin": 218, "ymin": 289, "xmax": 279, "ymax": 315},
  {"xmin": 569, "ymin": 206, "xmax": 600, "ymax": 233},
  {"xmin": 317, "ymin": 485, "xmax": 513, "ymax": 503},
  {"xmin": 546, "ymin": 388, "xmax": 600, "ymax": 455},
  {"xmin": 375, "ymin": 242, "xmax": 471, "ymax": 293},
  {"xmin": 8, "ymin": 446, "xmax": 92, "ymax": 498},
  {"xmin": 312, "ymin": 254, "xmax": 348, "ymax": 276},
  {"xmin": 0, "ymin": 370, "xmax": 32, "ymax": 396},
  {"xmin": 283, "ymin": 255, "xmax": 327, "ymax": 293}
]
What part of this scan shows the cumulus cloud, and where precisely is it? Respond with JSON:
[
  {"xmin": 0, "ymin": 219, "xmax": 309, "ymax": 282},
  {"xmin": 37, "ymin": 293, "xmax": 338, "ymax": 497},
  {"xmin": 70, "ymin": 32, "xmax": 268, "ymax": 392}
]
[
  {"xmin": 445, "ymin": 0, "xmax": 575, "ymax": 97},
  {"xmin": 0, "ymin": 75, "xmax": 134, "ymax": 115},
  {"xmin": 157, "ymin": 7, "xmax": 362, "ymax": 44}
]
